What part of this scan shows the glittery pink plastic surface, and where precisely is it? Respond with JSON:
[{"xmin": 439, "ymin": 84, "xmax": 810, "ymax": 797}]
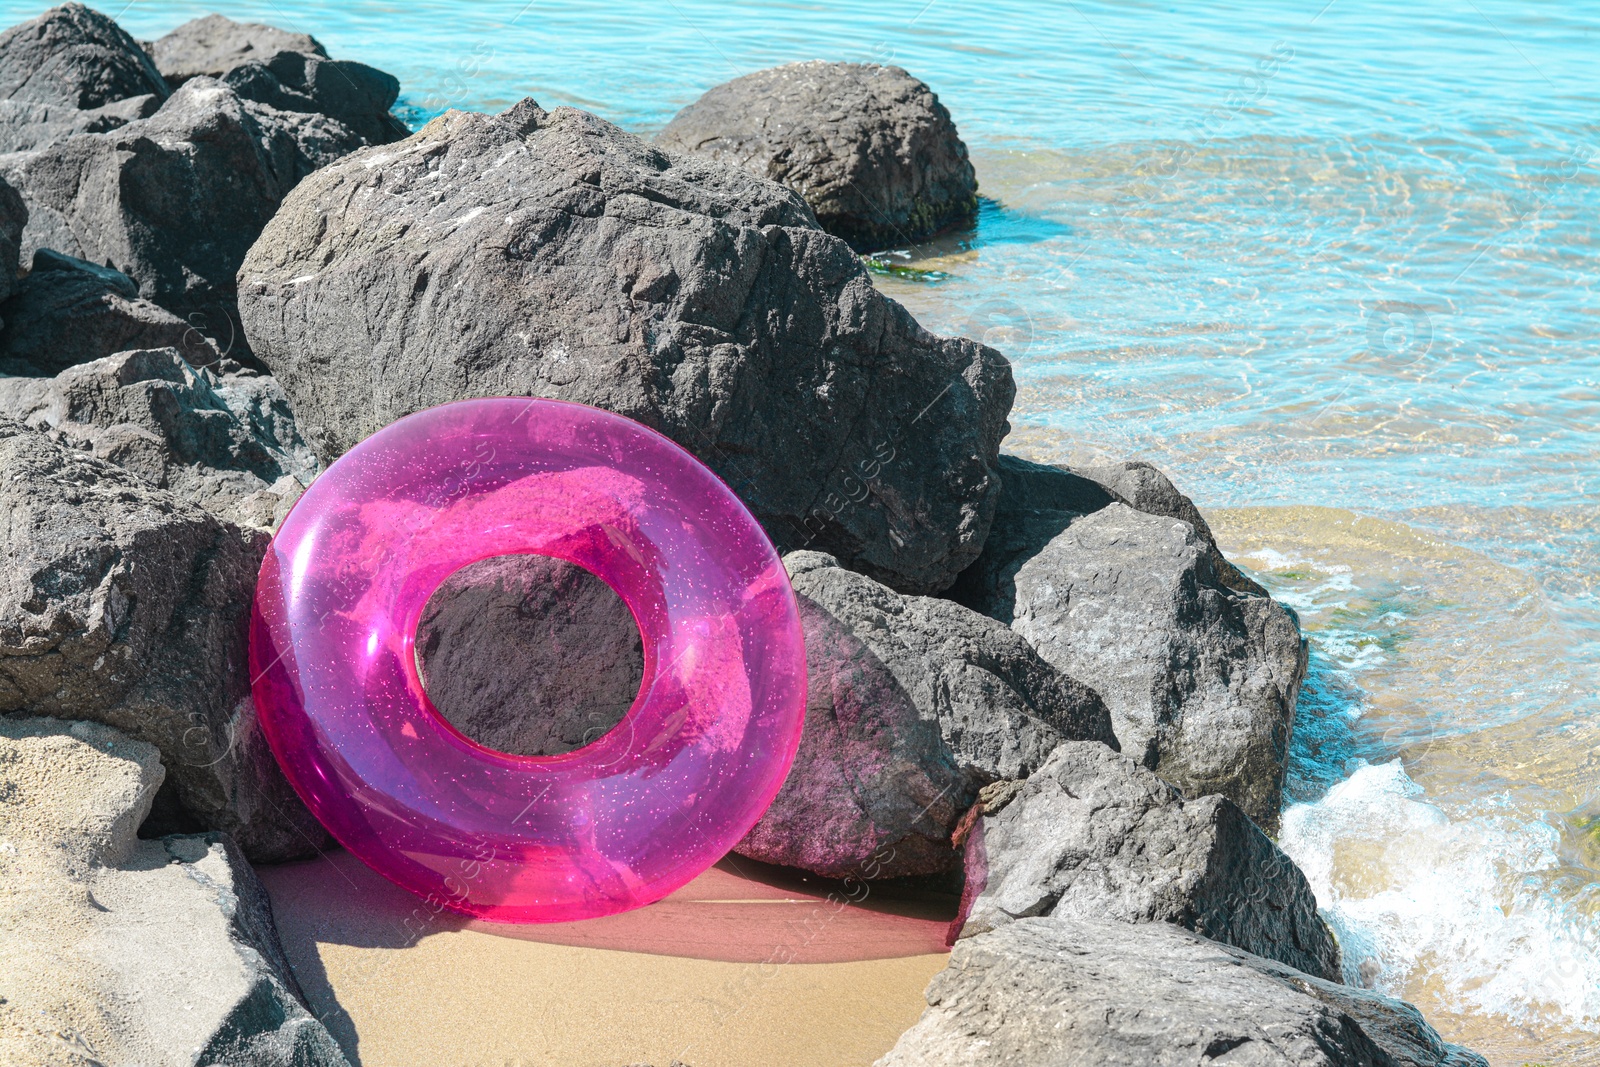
[{"xmin": 249, "ymin": 398, "xmax": 807, "ymax": 924}]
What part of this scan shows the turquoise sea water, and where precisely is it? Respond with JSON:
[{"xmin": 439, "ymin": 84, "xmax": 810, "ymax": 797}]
[{"xmin": 10, "ymin": 0, "xmax": 1596, "ymax": 1061}]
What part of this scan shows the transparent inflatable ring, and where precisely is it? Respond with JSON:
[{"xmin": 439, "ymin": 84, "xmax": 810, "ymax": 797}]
[{"xmin": 250, "ymin": 398, "xmax": 808, "ymax": 923}]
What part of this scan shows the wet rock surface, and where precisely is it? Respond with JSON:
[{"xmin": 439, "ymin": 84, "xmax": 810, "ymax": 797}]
[{"xmin": 657, "ymin": 62, "xmax": 979, "ymax": 251}]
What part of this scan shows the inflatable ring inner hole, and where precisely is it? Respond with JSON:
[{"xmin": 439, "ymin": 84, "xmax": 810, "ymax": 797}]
[{"xmin": 412, "ymin": 550, "xmax": 648, "ymax": 761}]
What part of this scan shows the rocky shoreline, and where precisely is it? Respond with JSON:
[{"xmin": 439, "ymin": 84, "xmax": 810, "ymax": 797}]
[{"xmin": 0, "ymin": 6, "xmax": 1485, "ymax": 1065}]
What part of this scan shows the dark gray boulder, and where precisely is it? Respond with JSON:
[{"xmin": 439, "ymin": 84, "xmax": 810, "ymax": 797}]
[
  {"xmin": 416, "ymin": 553, "xmax": 644, "ymax": 757},
  {"xmin": 958, "ymin": 740, "xmax": 1340, "ymax": 981},
  {"xmin": 878, "ymin": 917, "xmax": 1487, "ymax": 1067},
  {"xmin": 148, "ymin": 14, "xmax": 405, "ymax": 146},
  {"xmin": 952, "ymin": 454, "xmax": 1307, "ymax": 832},
  {"xmin": 238, "ymin": 99, "xmax": 1014, "ymax": 594},
  {"xmin": 0, "ymin": 346, "xmax": 318, "ymax": 528},
  {"xmin": 1, "ymin": 77, "xmax": 366, "ymax": 358},
  {"xmin": 0, "ymin": 248, "xmax": 218, "ymax": 373},
  {"xmin": 0, "ymin": 4, "xmax": 169, "ymax": 154},
  {"xmin": 657, "ymin": 61, "xmax": 978, "ymax": 251},
  {"xmin": 733, "ymin": 552, "xmax": 1114, "ymax": 878},
  {"xmin": 0, "ymin": 88, "xmax": 160, "ymax": 153},
  {"xmin": 0, "ymin": 170, "xmax": 21, "ymax": 315},
  {"xmin": 144, "ymin": 12, "xmax": 324, "ymax": 82},
  {"xmin": 0, "ymin": 418, "xmax": 325, "ymax": 860},
  {"xmin": 0, "ymin": 3, "xmax": 166, "ymax": 111},
  {"xmin": 1, "ymin": 717, "xmax": 349, "ymax": 1066}
]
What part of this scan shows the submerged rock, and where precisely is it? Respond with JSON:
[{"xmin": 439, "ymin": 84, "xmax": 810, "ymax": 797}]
[
  {"xmin": 0, "ymin": 249, "xmax": 218, "ymax": 373},
  {"xmin": 959, "ymin": 740, "xmax": 1340, "ymax": 980},
  {"xmin": 0, "ymin": 418, "xmax": 323, "ymax": 859},
  {"xmin": 952, "ymin": 454, "xmax": 1306, "ymax": 831},
  {"xmin": 878, "ymin": 917, "xmax": 1487, "ymax": 1067},
  {"xmin": 0, "ymin": 346, "xmax": 317, "ymax": 528},
  {"xmin": 657, "ymin": 62, "xmax": 978, "ymax": 251},
  {"xmin": 734, "ymin": 552, "xmax": 1114, "ymax": 878},
  {"xmin": 239, "ymin": 99, "xmax": 1013, "ymax": 593},
  {"xmin": 0, "ymin": 717, "xmax": 349, "ymax": 1067},
  {"xmin": 148, "ymin": 13, "xmax": 406, "ymax": 146}
]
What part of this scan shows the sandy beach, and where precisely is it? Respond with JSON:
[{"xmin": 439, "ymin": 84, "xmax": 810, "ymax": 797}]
[{"xmin": 260, "ymin": 850, "xmax": 954, "ymax": 1066}]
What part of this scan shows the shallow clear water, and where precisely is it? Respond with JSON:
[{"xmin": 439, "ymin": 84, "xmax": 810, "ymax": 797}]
[{"xmin": 18, "ymin": 0, "xmax": 1598, "ymax": 1060}]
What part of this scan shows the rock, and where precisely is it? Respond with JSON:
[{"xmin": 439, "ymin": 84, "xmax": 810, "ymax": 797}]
[
  {"xmin": 0, "ymin": 249, "xmax": 219, "ymax": 374},
  {"xmin": 144, "ymin": 13, "xmax": 325, "ymax": 82},
  {"xmin": 0, "ymin": 346, "xmax": 318, "ymax": 528},
  {"xmin": 733, "ymin": 552, "xmax": 1114, "ymax": 878},
  {"xmin": 0, "ymin": 4, "xmax": 166, "ymax": 112},
  {"xmin": 416, "ymin": 553, "xmax": 644, "ymax": 757},
  {"xmin": 0, "ymin": 418, "xmax": 325, "ymax": 859},
  {"xmin": 1079, "ymin": 458, "xmax": 1268, "ymax": 597},
  {"xmin": 239, "ymin": 99, "xmax": 1013, "ymax": 594},
  {"xmin": 657, "ymin": 62, "xmax": 978, "ymax": 251},
  {"xmin": 952, "ymin": 454, "xmax": 1307, "ymax": 831},
  {"xmin": 0, "ymin": 87, "xmax": 160, "ymax": 152},
  {"xmin": 877, "ymin": 917, "xmax": 1487, "ymax": 1067},
  {"xmin": 1, "ymin": 77, "xmax": 367, "ymax": 359},
  {"xmin": 0, "ymin": 171, "xmax": 21, "ymax": 312},
  {"xmin": 958, "ymin": 740, "xmax": 1340, "ymax": 980},
  {"xmin": 0, "ymin": 716, "xmax": 350, "ymax": 1067},
  {"xmin": 0, "ymin": 4, "xmax": 170, "ymax": 154},
  {"xmin": 148, "ymin": 14, "xmax": 406, "ymax": 147}
]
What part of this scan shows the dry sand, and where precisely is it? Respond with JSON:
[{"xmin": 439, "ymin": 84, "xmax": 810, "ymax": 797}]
[{"xmin": 260, "ymin": 849, "xmax": 953, "ymax": 1067}]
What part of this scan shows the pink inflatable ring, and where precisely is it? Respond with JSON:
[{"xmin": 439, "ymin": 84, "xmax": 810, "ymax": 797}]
[{"xmin": 249, "ymin": 398, "xmax": 807, "ymax": 923}]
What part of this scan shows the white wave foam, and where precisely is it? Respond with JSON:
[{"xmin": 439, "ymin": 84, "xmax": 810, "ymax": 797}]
[{"xmin": 1280, "ymin": 760, "xmax": 1600, "ymax": 1030}]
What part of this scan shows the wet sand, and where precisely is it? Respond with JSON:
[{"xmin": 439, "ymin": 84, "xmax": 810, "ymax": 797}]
[{"xmin": 259, "ymin": 849, "xmax": 953, "ymax": 1067}]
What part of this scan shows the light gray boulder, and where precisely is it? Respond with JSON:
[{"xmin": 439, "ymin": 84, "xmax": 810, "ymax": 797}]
[
  {"xmin": 952, "ymin": 454, "xmax": 1307, "ymax": 832},
  {"xmin": 959, "ymin": 740, "xmax": 1340, "ymax": 980},
  {"xmin": 146, "ymin": 13, "xmax": 405, "ymax": 147},
  {"xmin": 733, "ymin": 552, "xmax": 1114, "ymax": 878},
  {"xmin": 238, "ymin": 99, "xmax": 1014, "ymax": 594},
  {"xmin": 657, "ymin": 62, "xmax": 978, "ymax": 251},
  {"xmin": 0, "ymin": 717, "xmax": 349, "ymax": 1067},
  {"xmin": 878, "ymin": 917, "xmax": 1487, "ymax": 1067},
  {"xmin": 0, "ymin": 418, "xmax": 324, "ymax": 859},
  {"xmin": 0, "ymin": 346, "xmax": 318, "ymax": 528},
  {"xmin": 0, "ymin": 76, "xmax": 368, "ymax": 358},
  {"xmin": 0, "ymin": 248, "xmax": 218, "ymax": 374},
  {"xmin": 416, "ymin": 553, "xmax": 644, "ymax": 757}
]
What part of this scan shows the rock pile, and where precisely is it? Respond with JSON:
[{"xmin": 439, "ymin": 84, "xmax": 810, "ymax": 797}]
[
  {"xmin": 0, "ymin": 5, "xmax": 404, "ymax": 361},
  {"xmin": 0, "ymin": 6, "xmax": 1484, "ymax": 1067},
  {"xmin": 238, "ymin": 97, "xmax": 1012, "ymax": 594}
]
